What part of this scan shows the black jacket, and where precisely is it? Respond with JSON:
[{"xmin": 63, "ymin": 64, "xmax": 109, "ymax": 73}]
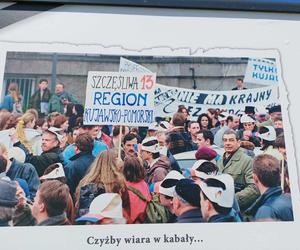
[
  {"xmin": 65, "ymin": 151, "xmax": 95, "ymax": 195},
  {"xmin": 208, "ymin": 214, "xmax": 236, "ymax": 222},
  {"xmin": 175, "ymin": 208, "xmax": 204, "ymax": 223}
]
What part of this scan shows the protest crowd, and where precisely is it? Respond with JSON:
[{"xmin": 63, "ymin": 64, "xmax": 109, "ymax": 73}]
[{"xmin": 0, "ymin": 78, "xmax": 293, "ymax": 226}]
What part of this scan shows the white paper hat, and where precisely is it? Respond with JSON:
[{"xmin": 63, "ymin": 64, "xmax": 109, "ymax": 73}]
[
  {"xmin": 148, "ymin": 122, "xmax": 158, "ymax": 131},
  {"xmin": 47, "ymin": 127, "xmax": 63, "ymax": 143},
  {"xmin": 158, "ymin": 121, "xmax": 171, "ymax": 132},
  {"xmin": 40, "ymin": 163, "xmax": 65, "ymax": 180},
  {"xmin": 8, "ymin": 147, "xmax": 26, "ymax": 163},
  {"xmin": 154, "ymin": 170, "xmax": 185, "ymax": 197},
  {"xmin": 76, "ymin": 193, "xmax": 123, "ymax": 222},
  {"xmin": 257, "ymin": 126, "xmax": 276, "ymax": 141},
  {"xmin": 200, "ymin": 174, "xmax": 234, "ymax": 208},
  {"xmin": 240, "ymin": 114, "xmax": 256, "ymax": 124},
  {"xmin": 190, "ymin": 159, "xmax": 217, "ymax": 179},
  {"xmin": 141, "ymin": 136, "xmax": 160, "ymax": 153}
]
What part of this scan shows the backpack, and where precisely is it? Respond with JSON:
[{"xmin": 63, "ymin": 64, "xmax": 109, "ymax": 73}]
[
  {"xmin": 77, "ymin": 183, "xmax": 105, "ymax": 218},
  {"xmin": 127, "ymin": 186, "xmax": 170, "ymax": 223}
]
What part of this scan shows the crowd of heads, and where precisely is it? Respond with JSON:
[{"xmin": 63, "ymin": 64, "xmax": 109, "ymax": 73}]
[{"xmin": 0, "ymin": 80, "xmax": 294, "ymax": 226}]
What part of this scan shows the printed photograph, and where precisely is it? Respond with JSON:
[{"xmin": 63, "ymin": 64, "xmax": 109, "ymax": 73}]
[{"xmin": 0, "ymin": 51, "xmax": 293, "ymax": 226}]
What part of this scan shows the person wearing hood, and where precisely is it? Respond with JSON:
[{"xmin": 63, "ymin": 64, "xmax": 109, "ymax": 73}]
[
  {"xmin": 140, "ymin": 137, "xmax": 171, "ymax": 185},
  {"xmin": 49, "ymin": 82, "xmax": 79, "ymax": 114}
]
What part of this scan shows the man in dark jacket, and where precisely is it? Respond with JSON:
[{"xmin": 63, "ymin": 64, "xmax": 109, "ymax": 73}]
[
  {"xmin": 140, "ymin": 137, "xmax": 171, "ymax": 185},
  {"xmin": 245, "ymin": 154, "xmax": 294, "ymax": 221},
  {"xmin": 173, "ymin": 179, "xmax": 204, "ymax": 223},
  {"xmin": 12, "ymin": 127, "xmax": 63, "ymax": 177},
  {"xmin": 200, "ymin": 174, "xmax": 236, "ymax": 223},
  {"xmin": 65, "ymin": 133, "xmax": 95, "ymax": 195},
  {"xmin": 32, "ymin": 180, "xmax": 70, "ymax": 226},
  {"xmin": 28, "ymin": 79, "xmax": 51, "ymax": 117}
]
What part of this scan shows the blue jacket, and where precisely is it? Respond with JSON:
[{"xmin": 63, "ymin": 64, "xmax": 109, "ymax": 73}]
[
  {"xmin": 246, "ymin": 186, "xmax": 294, "ymax": 221},
  {"xmin": 65, "ymin": 151, "xmax": 95, "ymax": 195},
  {"xmin": 6, "ymin": 159, "xmax": 40, "ymax": 199},
  {"xmin": 0, "ymin": 95, "xmax": 14, "ymax": 112},
  {"xmin": 62, "ymin": 140, "xmax": 108, "ymax": 165}
]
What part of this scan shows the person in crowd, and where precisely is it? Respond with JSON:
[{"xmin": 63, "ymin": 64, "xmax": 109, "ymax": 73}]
[
  {"xmin": 197, "ymin": 113, "xmax": 212, "ymax": 130},
  {"xmin": 147, "ymin": 122, "xmax": 159, "ymax": 137},
  {"xmin": 217, "ymin": 129, "xmax": 259, "ymax": 212},
  {"xmin": 155, "ymin": 130, "xmax": 181, "ymax": 173},
  {"xmin": 187, "ymin": 121, "xmax": 200, "ymax": 149},
  {"xmin": 0, "ymin": 179, "xmax": 19, "ymax": 226},
  {"xmin": 15, "ymin": 112, "xmax": 37, "ymax": 154},
  {"xmin": 123, "ymin": 156, "xmax": 151, "ymax": 223},
  {"xmin": 62, "ymin": 124, "xmax": 108, "ymax": 164},
  {"xmin": 238, "ymin": 114, "xmax": 261, "ymax": 147},
  {"xmin": 207, "ymin": 108, "xmax": 220, "ymax": 128},
  {"xmin": 140, "ymin": 137, "xmax": 171, "ymax": 185},
  {"xmin": 245, "ymin": 154, "xmax": 293, "ymax": 221},
  {"xmin": 76, "ymin": 193, "xmax": 126, "ymax": 225},
  {"xmin": 0, "ymin": 110, "xmax": 13, "ymax": 131},
  {"xmin": 196, "ymin": 129, "xmax": 222, "ymax": 160},
  {"xmin": 0, "ymin": 143, "xmax": 40, "ymax": 199},
  {"xmin": 40, "ymin": 163, "xmax": 75, "ymax": 224},
  {"xmin": 32, "ymin": 180, "xmax": 71, "ymax": 226},
  {"xmin": 200, "ymin": 174, "xmax": 236, "ymax": 222},
  {"xmin": 53, "ymin": 114, "xmax": 69, "ymax": 150},
  {"xmin": 35, "ymin": 118, "xmax": 49, "ymax": 133},
  {"xmin": 167, "ymin": 112, "xmax": 193, "ymax": 155},
  {"xmin": 274, "ymin": 117, "xmax": 283, "ymax": 129},
  {"xmin": 75, "ymin": 149, "xmax": 130, "ymax": 220},
  {"xmin": 49, "ymin": 82, "xmax": 79, "ymax": 114},
  {"xmin": 96, "ymin": 125, "xmax": 112, "ymax": 149},
  {"xmin": 28, "ymin": 79, "xmax": 51, "ymax": 117},
  {"xmin": 129, "ymin": 127, "xmax": 142, "ymax": 144},
  {"xmin": 66, "ymin": 103, "xmax": 84, "ymax": 133},
  {"xmin": 121, "ymin": 133, "xmax": 138, "ymax": 160},
  {"xmin": 173, "ymin": 178, "xmax": 203, "ymax": 223},
  {"xmin": 214, "ymin": 114, "xmax": 239, "ymax": 147},
  {"xmin": 257, "ymin": 126, "xmax": 283, "ymax": 161},
  {"xmin": 232, "ymin": 78, "xmax": 247, "ymax": 90},
  {"xmin": 153, "ymin": 170, "xmax": 185, "ymax": 222},
  {"xmin": 47, "ymin": 112, "xmax": 60, "ymax": 127},
  {"xmin": 65, "ymin": 133, "xmax": 95, "ymax": 195},
  {"xmin": 177, "ymin": 105, "xmax": 190, "ymax": 130},
  {"xmin": 0, "ymin": 82, "xmax": 22, "ymax": 113},
  {"xmin": 11, "ymin": 127, "xmax": 63, "ymax": 177},
  {"xmin": 189, "ymin": 159, "xmax": 219, "ymax": 183},
  {"xmin": 259, "ymin": 105, "xmax": 282, "ymax": 127}
]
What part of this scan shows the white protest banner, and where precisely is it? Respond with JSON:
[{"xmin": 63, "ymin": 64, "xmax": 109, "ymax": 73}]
[
  {"xmin": 155, "ymin": 83, "xmax": 278, "ymax": 119},
  {"xmin": 119, "ymin": 57, "xmax": 152, "ymax": 73},
  {"xmin": 83, "ymin": 71, "xmax": 156, "ymax": 126},
  {"xmin": 244, "ymin": 58, "xmax": 279, "ymax": 85}
]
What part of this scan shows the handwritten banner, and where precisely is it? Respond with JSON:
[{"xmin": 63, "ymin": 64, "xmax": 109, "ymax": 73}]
[
  {"xmin": 154, "ymin": 84, "xmax": 278, "ymax": 119},
  {"xmin": 244, "ymin": 58, "xmax": 279, "ymax": 85},
  {"xmin": 83, "ymin": 71, "xmax": 156, "ymax": 126}
]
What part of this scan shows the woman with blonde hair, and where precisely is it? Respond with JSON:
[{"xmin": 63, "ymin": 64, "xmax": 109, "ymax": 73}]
[
  {"xmin": 15, "ymin": 112, "xmax": 37, "ymax": 154},
  {"xmin": 75, "ymin": 149, "xmax": 131, "ymax": 222},
  {"xmin": 0, "ymin": 82, "xmax": 22, "ymax": 113}
]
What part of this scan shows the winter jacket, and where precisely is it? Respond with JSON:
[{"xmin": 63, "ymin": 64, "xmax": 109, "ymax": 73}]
[
  {"xmin": 208, "ymin": 213, "xmax": 236, "ymax": 222},
  {"xmin": 146, "ymin": 155, "xmax": 171, "ymax": 184},
  {"xmin": 28, "ymin": 88, "xmax": 51, "ymax": 116},
  {"xmin": 62, "ymin": 141, "xmax": 108, "ymax": 165},
  {"xmin": 0, "ymin": 95, "xmax": 14, "ymax": 112},
  {"xmin": 175, "ymin": 208, "xmax": 204, "ymax": 223},
  {"xmin": 65, "ymin": 151, "xmax": 95, "ymax": 194},
  {"xmin": 246, "ymin": 186, "xmax": 294, "ymax": 221},
  {"xmin": 6, "ymin": 159, "xmax": 40, "ymax": 199},
  {"xmin": 217, "ymin": 148, "xmax": 260, "ymax": 211},
  {"xmin": 49, "ymin": 91, "xmax": 79, "ymax": 114},
  {"xmin": 15, "ymin": 141, "xmax": 63, "ymax": 177}
]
